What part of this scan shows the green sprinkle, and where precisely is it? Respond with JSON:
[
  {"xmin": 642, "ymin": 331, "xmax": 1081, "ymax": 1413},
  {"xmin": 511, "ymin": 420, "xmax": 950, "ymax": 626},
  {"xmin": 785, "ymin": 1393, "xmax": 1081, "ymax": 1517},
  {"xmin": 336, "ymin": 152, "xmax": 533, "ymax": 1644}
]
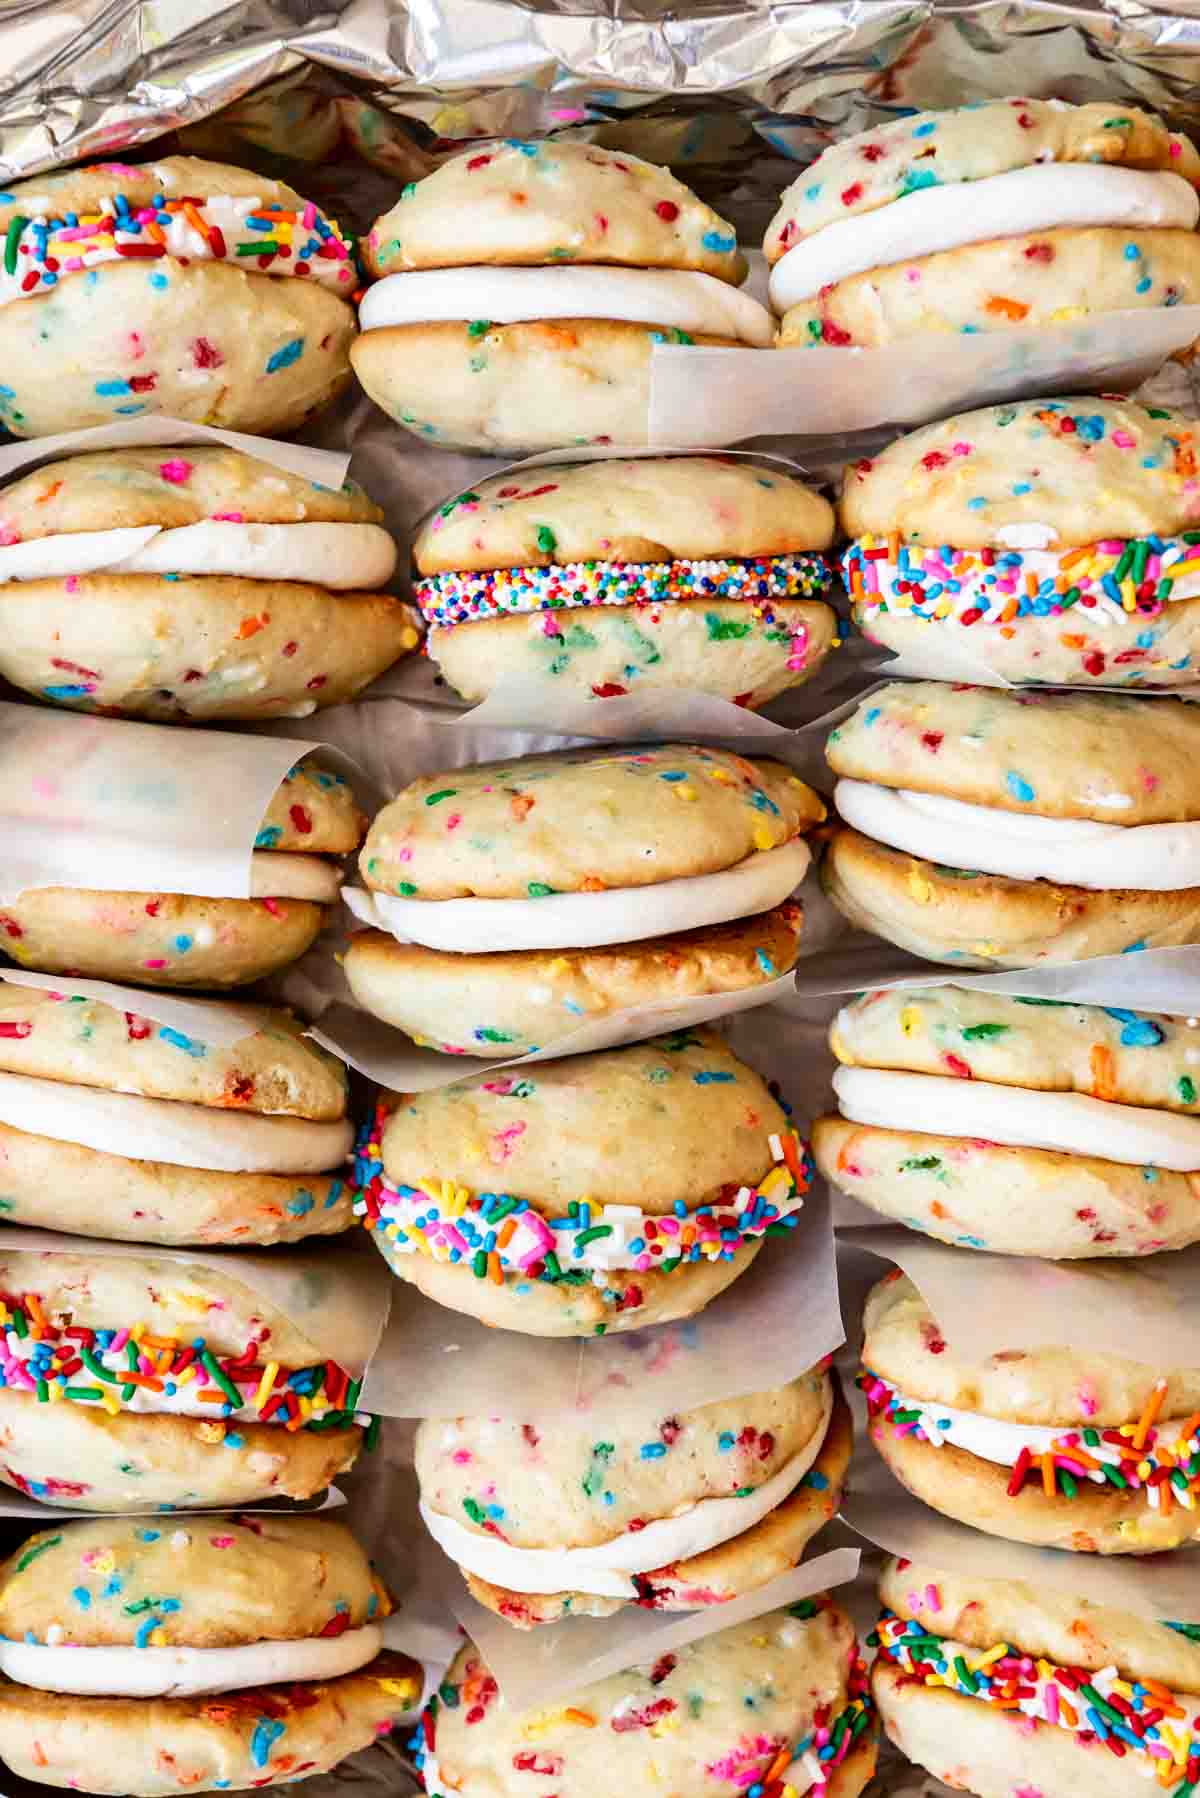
[
  {"xmin": 201, "ymin": 1351, "xmax": 243, "ymax": 1412},
  {"xmin": 467, "ymin": 320, "xmax": 491, "ymax": 338},
  {"xmin": 64, "ymin": 1386, "xmax": 104, "ymax": 1402},
  {"xmin": 397, "ymin": 881, "xmax": 418, "ymax": 896},
  {"xmin": 535, "ymin": 526, "xmax": 557, "ymax": 555},
  {"xmin": 472, "ymin": 1249, "xmax": 487, "ymax": 1279},
  {"xmin": 1059, "ymin": 1470, "xmax": 1078, "ymax": 1499},
  {"xmin": 15, "ymin": 1535, "xmax": 61, "ymax": 1573},
  {"xmin": 1181, "ymin": 1076, "xmax": 1197, "ymax": 1104},
  {"xmin": 528, "ymin": 882, "xmax": 558, "ymax": 898},
  {"xmin": 899, "ymin": 1155, "xmax": 941, "ymax": 1172},
  {"xmin": 463, "ymin": 1498, "xmax": 486, "ymax": 1525},
  {"xmin": 573, "ymin": 1226, "xmax": 614, "ymax": 1248},
  {"xmin": 237, "ymin": 239, "xmax": 280, "ymax": 255},
  {"xmin": 425, "ymin": 789, "xmax": 457, "ymax": 806},
  {"xmin": 543, "ymin": 1251, "xmax": 563, "ymax": 1280},
  {"xmin": 80, "ymin": 1346, "xmax": 119, "ymax": 1385},
  {"xmin": 953, "ymin": 1656, "xmax": 979, "ymax": 1694},
  {"xmin": 961, "ymin": 1024, "xmax": 1009, "ymax": 1041},
  {"xmin": 4, "ymin": 216, "xmax": 27, "ymax": 277}
]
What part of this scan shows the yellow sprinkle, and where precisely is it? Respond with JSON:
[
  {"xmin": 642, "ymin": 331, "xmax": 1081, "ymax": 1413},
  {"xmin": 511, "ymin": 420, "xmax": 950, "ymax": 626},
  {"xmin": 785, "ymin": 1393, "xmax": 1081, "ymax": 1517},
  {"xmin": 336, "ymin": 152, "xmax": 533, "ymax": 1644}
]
[
  {"xmin": 375, "ymin": 1676, "xmax": 420, "ymax": 1701},
  {"xmin": 900, "ymin": 1005, "xmax": 921, "ymax": 1036},
  {"xmin": 149, "ymin": 1627, "xmax": 167, "ymax": 1647},
  {"xmin": 1120, "ymin": 578, "xmax": 1137, "ymax": 612},
  {"xmin": 673, "ymin": 784, "xmax": 697, "ymax": 803},
  {"xmin": 176, "ymin": 1364, "xmax": 197, "ymax": 1386},
  {"xmin": 100, "ymin": 1394, "xmax": 121, "ymax": 1418},
  {"xmin": 547, "ymin": 958, "xmax": 570, "ymax": 976},
  {"xmin": 1050, "ymin": 305, "xmax": 1086, "ymax": 322},
  {"xmin": 907, "ymin": 867, "xmax": 933, "ymax": 905},
  {"xmin": 752, "ymin": 822, "xmax": 777, "ymax": 852},
  {"xmin": 168, "ymin": 1290, "xmax": 210, "ymax": 1314},
  {"xmin": 253, "ymin": 1362, "xmax": 280, "ymax": 1414},
  {"xmin": 93, "ymin": 1552, "xmax": 116, "ymax": 1576},
  {"xmin": 970, "ymin": 1644, "xmax": 1007, "ymax": 1670}
]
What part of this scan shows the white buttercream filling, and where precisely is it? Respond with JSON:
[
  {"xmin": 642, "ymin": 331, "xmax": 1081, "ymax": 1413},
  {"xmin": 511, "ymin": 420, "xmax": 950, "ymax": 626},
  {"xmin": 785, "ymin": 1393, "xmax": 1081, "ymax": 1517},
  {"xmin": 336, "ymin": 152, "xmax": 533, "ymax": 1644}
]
[
  {"xmin": 0, "ymin": 523, "xmax": 396, "ymax": 590},
  {"xmin": 833, "ymin": 1065, "xmax": 1200, "ymax": 1171},
  {"xmin": 0, "ymin": 1068, "xmax": 352, "ymax": 1172},
  {"xmin": 251, "ymin": 851, "xmax": 341, "ymax": 903},
  {"xmin": 357, "ymin": 265, "xmax": 775, "ymax": 348},
  {"xmin": 421, "ymin": 1378, "xmax": 832, "ymax": 1598},
  {"xmin": 835, "ymin": 779, "xmax": 1200, "ymax": 891},
  {"xmin": 345, "ymin": 838, "xmax": 810, "ymax": 953},
  {"xmin": 769, "ymin": 164, "xmax": 1200, "ymax": 310},
  {"xmin": 0, "ymin": 1623, "xmax": 382, "ymax": 1698}
]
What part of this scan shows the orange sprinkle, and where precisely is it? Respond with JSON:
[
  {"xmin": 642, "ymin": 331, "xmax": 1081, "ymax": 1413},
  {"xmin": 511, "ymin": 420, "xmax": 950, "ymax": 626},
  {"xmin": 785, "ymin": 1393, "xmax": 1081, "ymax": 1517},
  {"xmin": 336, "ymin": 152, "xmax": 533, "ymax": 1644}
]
[
  {"xmin": 142, "ymin": 218, "xmax": 167, "ymax": 247},
  {"xmin": 764, "ymin": 1748, "xmax": 793, "ymax": 1784},
  {"xmin": 1000, "ymin": 598, "xmax": 1019, "ymax": 624},
  {"xmin": 1059, "ymin": 546, "xmax": 1092, "ymax": 572},
  {"xmin": 195, "ymin": 1387, "xmax": 226, "ymax": 1404},
  {"xmin": 488, "ymin": 1250, "xmax": 503, "ymax": 1287},
  {"xmin": 887, "ymin": 531, "xmax": 901, "ymax": 561},
  {"xmin": 497, "ymin": 1218, "xmax": 517, "ymax": 1250},
  {"xmin": 1041, "ymin": 1453, "xmax": 1056, "ymax": 1497},
  {"xmin": 985, "ymin": 294, "xmax": 1030, "ymax": 321},
  {"xmin": 1058, "ymin": 1696, "xmax": 1078, "ymax": 1728},
  {"xmin": 1059, "ymin": 632, "xmax": 1086, "ymax": 648},
  {"xmin": 1132, "ymin": 1378, "xmax": 1169, "ymax": 1451},
  {"xmin": 1089, "ymin": 1043, "xmax": 1117, "ymax": 1102},
  {"xmin": 1025, "ymin": 572, "xmax": 1039, "ymax": 599},
  {"xmin": 116, "ymin": 1370, "xmax": 165, "ymax": 1391},
  {"xmin": 31, "ymin": 1742, "xmax": 47, "ymax": 1768},
  {"xmin": 1172, "ymin": 1411, "xmax": 1200, "ymax": 1446},
  {"xmin": 1142, "ymin": 1676, "xmax": 1184, "ymax": 1709},
  {"xmin": 563, "ymin": 1708, "xmax": 597, "ymax": 1728},
  {"xmin": 24, "ymin": 1293, "xmax": 46, "ymax": 1330},
  {"xmin": 235, "ymin": 612, "xmax": 270, "ymax": 640}
]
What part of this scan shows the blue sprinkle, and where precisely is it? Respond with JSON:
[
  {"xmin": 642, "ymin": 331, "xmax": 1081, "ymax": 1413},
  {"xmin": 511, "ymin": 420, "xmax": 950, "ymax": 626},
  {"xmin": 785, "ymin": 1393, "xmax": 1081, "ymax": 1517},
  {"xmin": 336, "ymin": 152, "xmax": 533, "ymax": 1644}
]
[
  {"xmin": 863, "ymin": 706, "xmax": 881, "ymax": 726},
  {"xmin": 1125, "ymin": 243, "xmax": 1141, "ymax": 260},
  {"xmin": 72, "ymin": 1587, "xmax": 92, "ymax": 1609},
  {"xmin": 255, "ymin": 826, "xmax": 282, "ymax": 849},
  {"xmin": 640, "ymin": 1443, "xmax": 668, "ymax": 1459},
  {"xmin": 251, "ymin": 1720, "xmax": 286, "ymax": 1767},
  {"xmin": 693, "ymin": 1071, "xmax": 735, "ymax": 1084},
  {"xmin": 287, "ymin": 1190, "xmax": 316, "ymax": 1216},
  {"xmin": 148, "ymin": 272, "xmax": 169, "ymax": 290},
  {"xmin": 1123, "ymin": 940, "xmax": 1148, "ymax": 954},
  {"xmin": 802, "ymin": 1469, "xmax": 830, "ymax": 1490},
  {"xmin": 114, "ymin": 404, "xmax": 146, "ymax": 414},
  {"xmin": 718, "ymin": 1431, "xmax": 735, "ymax": 1451},
  {"xmin": 141, "ymin": 1531, "xmax": 161, "ymax": 1542},
  {"xmin": 912, "ymin": 121, "xmax": 938, "ymax": 137},
  {"xmin": 158, "ymin": 1026, "xmax": 204, "ymax": 1057},
  {"xmin": 94, "ymin": 379, "xmax": 132, "ymax": 396},
  {"xmin": 43, "ymin": 684, "xmax": 91, "ymax": 700},
  {"xmin": 224, "ymin": 1432, "xmax": 246, "ymax": 1450},
  {"xmin": 1011, "ymin": 482, "xmax": 1032, "ymax": 495},
  {"xmin": 265, "ymin": 338, "xmax": 305, "ymax": 374},
  {"xmin": 172, "ymin": 935, "xmax": 194, "ymax": 954},
  {"xmin": 701, "ymin": 230, "xmax": 736, "ymax": 253},
  {"xmin": 805, "ymin": 184, "xmax": 822, "ymax": 201},
  {"xmin": 966, "ymin": 497, "xmax": 987, "ymax": 511},
  {"xmin": 1102, "ymin": 1007, "xmax": 1165, "ymax": 1047},
  {"xmin": 755, "ymin": 949, "xmax": 775, "ymax": 975},
  {"xmin": 1005, "ymin": 771, "xmax": 1035, "ymax": 803}
]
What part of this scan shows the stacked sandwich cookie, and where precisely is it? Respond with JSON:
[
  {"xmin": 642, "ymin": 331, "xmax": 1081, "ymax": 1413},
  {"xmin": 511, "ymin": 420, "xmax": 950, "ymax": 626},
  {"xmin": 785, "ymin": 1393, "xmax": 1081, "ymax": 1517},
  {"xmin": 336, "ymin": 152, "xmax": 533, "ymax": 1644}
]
[
  {"xmin": 765, "ymin": 101, "xmax": 1200, "ymax": 352},
  {"xmin": 821, "ymin": 682, "xmax": 1200, "ymax": 966},
  {"xmin": 839, "ymin": 397, "xmax": 1200, "ymax": 686},
  {"xmin": 1, "ymin": 757, "xmax": 365, "ymax": 989},
  {"xmin": 872, "ymin": 1556, "xmax": 1200, "ymax": 1798},
  {"xmin": 0, "ymin": 1245, "xmax": 373, "ymax": 1509},
  {"xmin": 414, "ymin": 1600, "xmax": 875, "ymax": 1797},
  {"xmin": 814, "ymin": 986, "xmax": 1200, "ymax": 1256},
  {"xmin": 0, "ymin": 981, "xmax": 356, "ymax": 1245},
  {"xmin": 352, "ymin": 139, "xmax": 772, "ymax": 451},
  {"xmin": 0, "ymin": 157, "xmax": 358, "ymax": 438},
  {"xmin": 0, "ymin": 446, "xmax": 419, "ymax": 719},
  {"xmin": 0, "ymin": 1514, "xmax": 422, "ymax": 1793},
  {"xmin": 354, "ymin": 1028, "xmax": 813, "ymax": 1335},
  {"xmin": 343, "ymin": 743, "xmax": 821, "ymax": 1053},
  {"xmin": 860, "ymin": 1271, "xmax": 1200, "ymax": 1554},
  {"xmin": 413, "ymin": 456, "xmax": 838, "ymax": 707},
  {"xmin": 416, "ymin": 1364, "xmax": 850, "ymax": 1625}
]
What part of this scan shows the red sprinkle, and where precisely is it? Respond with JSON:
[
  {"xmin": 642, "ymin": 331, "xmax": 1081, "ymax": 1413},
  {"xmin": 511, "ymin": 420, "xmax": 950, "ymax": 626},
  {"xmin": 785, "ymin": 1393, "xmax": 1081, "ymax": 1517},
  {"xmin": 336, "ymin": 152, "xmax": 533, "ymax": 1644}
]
[{"xmin": 654, "ymin": 201, "xmax": 679, "ymax": 221}]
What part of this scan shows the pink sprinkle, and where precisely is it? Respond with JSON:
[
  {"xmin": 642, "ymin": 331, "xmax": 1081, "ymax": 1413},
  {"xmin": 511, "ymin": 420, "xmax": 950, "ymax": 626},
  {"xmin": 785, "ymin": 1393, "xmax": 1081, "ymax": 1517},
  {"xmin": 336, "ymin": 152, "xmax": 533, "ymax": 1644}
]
[
  {"xmin": 951, "ymin": 441, "xmax": 972, "ymax": 458},
  {"xmin": 262, "ymin": 897, "xmax": 283, "ymax": 917},
  {"xmin": 65, "ymin": 255, "xmax": 84, "ymax": 271},
  {"xmin": 542, "ymin": 615, "xmax": 561, "ymax": 637},
  {"xmin": 904, "ymin": 266, "xmax": 921, "ymax": 283},
  {"xmin": 489, "ymin": 1122, "xmax": 526, "ymax": 1164},
  {"xmin": 212, "ymin": 511, "xmax": 244, "ymax": 523},
  {"xmin": 924, "ymin": 1583, "xmax": 941, "ymax": 1610},
  {"xmin": 303, "ymin": 202, "xmax": 317, "ymax": 229},
  {"xmin": 143, "ymin": 959, "xmax": 167, "ymax": 969},
  {"xmin": 452, "ymin": 1450, "xmax": 472, "ymax": 1465},
  {"xmin": 109, "ymin": 1329, "xmax": 130, "ymax": 1353},
  {"xmin": 64, "ymin": 576, "xmax": 79, "ymax": 594},
  {"xmin": 159, "ymin": 458, "xmax": 193, "ymax": 485},
  {"xmin": 446, "ymin": 812, "xmax": 462, "ymax": 831},
  {"xmin": 398, "ymin": 847, "xmax": 413, "ymax": 863},
  {"xmin": 1112, "ymin": 431, "xmax": 1136, "ymax": 449},
  {"xmin": 1171, "ymin": 140, "xmax": 1183, "ymax": 157},
  {"xmin": 210, "ymin": 1535, "xmax": 235, "ymax": 1549}
]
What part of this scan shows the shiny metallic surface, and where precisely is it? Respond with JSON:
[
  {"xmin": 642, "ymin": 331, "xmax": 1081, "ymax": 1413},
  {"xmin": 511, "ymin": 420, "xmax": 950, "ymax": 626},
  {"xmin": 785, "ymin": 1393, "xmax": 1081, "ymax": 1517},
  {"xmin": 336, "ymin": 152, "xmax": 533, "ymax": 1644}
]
[{"xmin": 4, "ymin": 0, "xmax": 1200, "ymax": 193}]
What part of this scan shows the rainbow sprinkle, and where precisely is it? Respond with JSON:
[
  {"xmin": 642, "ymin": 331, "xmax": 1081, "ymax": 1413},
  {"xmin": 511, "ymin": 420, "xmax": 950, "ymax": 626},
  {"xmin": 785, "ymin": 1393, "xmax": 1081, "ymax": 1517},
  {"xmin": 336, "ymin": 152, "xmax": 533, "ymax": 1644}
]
[
  {"xmin": 0, "ymin": 190, "xmax": 353, "ymax": 302},
  {"xmin": 873, "ymin": 1609, "xmax": 1200, "ymax": 1792},
  {"xmin": 861, "ymin": 1370, "xmax": 1200, "ymax": 1509},
  {"xmin": 354, "ymin": 1102, "xmax": 811, "ymax": 1291},
  {"xmin": 0, "ymin": 1293, "xmax": 373, "ymax": 1438},
  {"xmin": 844, "ymin": 530, "xmax": 1200, "ymax": 647},
  {"xmin": 415, "ymin": 552, "xmax": 833, "ymax": 631}
]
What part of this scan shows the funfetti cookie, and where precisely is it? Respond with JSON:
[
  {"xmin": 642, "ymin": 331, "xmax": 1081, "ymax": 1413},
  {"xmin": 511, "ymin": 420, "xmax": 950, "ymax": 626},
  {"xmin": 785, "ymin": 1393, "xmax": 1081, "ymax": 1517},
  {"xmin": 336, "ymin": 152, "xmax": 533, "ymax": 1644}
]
[
  {"xmin": 841, "ymin": 397, "xmax": 1200, "ymax": 686},
  {"xmin": 1, "ymin": 757, "xmax": 364, "ymax": 989},
  {"xmin": 416, "ymin": 1364, "xmax": 850, "ymax": 1626},
  {"xmin": 353, "ymin": 744, "xmax": 823, "ymax": 956},
  {"xmin": 415, "ymin": 1600, "xmax": 876, "ymax": 1798},
  {"xmin": 0, "ymin": 1514, "xmax": 422, "ymax": 1795},
  {"xmin": 814, "ymin": 986, "xmax": 1200, "ymax": 1258},
  {"xmin": 765, "ymin": 100, "xmax": 1200, "ymax": 350},
  {"xmin": 0, "ymin": 1244, "xmax": 372, "ymax": 1510},
  {"xmin": 355, "ymin": 1029, "xmax": 812, "ymax": 1337},
  {"xmin": 343, "ymin": 905, "xmax": 803, "ymax": 1058},
  {"xmin": 822, "ymin": 682, "xmax": 1200, "ymax": 967},
  {"xmin": 872, "ymin": 1556, "xmax": 1200, "ymax": 1798},
  {"xmin": 0, "ymin": 157, "xmax": 357, "ymax": 439},
  {"xmin": 413, "ymin": 458, "xmax": 838, "ymax": 707},
  {"xmin": 0, "ymin": 447, "xmax": 420, "ymax": 720},
  {"xmin": 351, "ymin": 140, "xmax": 771, "ymax": 453},
  {"xmin": 860, "ymin": 1271, "xmax": 1200, "ymax": 1554},
  {"xmin": 0, "ymin": 984, "xmax": 355, "ymax": 1246}
]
